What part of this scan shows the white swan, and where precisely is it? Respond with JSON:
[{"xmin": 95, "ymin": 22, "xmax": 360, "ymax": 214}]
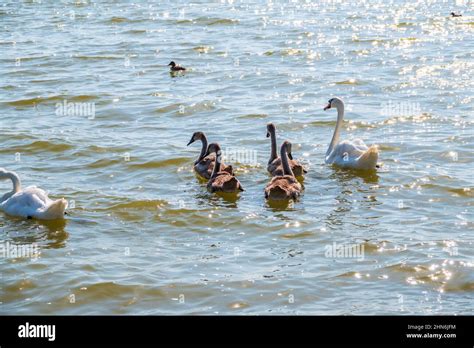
[
  {"xmin": 0, "ymin": 168, "xmax": 68, "ymax": 220},
  {"xmin": 323, "ymin": 97, "xmax": 379, "ymax": 170}
]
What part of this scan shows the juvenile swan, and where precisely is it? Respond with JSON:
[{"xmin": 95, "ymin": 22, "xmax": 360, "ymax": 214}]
[
  {"xmin": 0, "ymin": 168, "xmax": 68, "ymax": 220},
  {"xmin": 205, "ymin": 143, "xmax": 244, "ymax": 193},
  {"xmin": 265, "ymin": 141, "xmax": 302, "ymax": 201},
  {"xmin": 187, "ymin": 132, "xmax": 232, "ymax": 179},
  {"xmin": 323, "ymin": 97, "xmax": 379, "ymax": 170},
  {"xmin": 266, "ymin": 123, "xmax": 306, "ymax": 177}
]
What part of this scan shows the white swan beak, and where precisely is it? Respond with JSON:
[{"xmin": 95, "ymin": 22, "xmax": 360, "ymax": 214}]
[{"xmin": 324, "ymin": 104, "xmax": 331, "ymax": 111}]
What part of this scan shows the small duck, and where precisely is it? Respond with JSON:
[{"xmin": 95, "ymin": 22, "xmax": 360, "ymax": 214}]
[
  {"xmin": 187, "ymin": 132, "xmax": 233, "ymax": 179},
  {"xmin": 205, "ymin": 143, "xmax": 244, "ymax": 194},
  {"xmin": 168, "ymin": 61, "xmax": 186, "ymax": 72},
  {"xmin": 450, "ymin": 12, "xmax": 462, "ymax": 17}
]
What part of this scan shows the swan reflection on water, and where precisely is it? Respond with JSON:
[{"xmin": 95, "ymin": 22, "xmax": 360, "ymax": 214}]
[
  {"xmin": 2, "ymin": 216, "xmax": 69, "ymax": 250},
  {"xmin": 331, "ymin": 166, "xmax": 381, "ymax": 185}
]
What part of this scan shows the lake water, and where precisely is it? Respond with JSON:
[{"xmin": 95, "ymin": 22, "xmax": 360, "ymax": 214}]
[{"xmin": 0, "ymin": 0, "xmax": 473, "ymax": 315}]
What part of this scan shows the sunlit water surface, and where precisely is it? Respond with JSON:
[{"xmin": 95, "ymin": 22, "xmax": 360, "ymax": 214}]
[{"xmin": 0, "ymin": 0, "xmax": 473, "ymax": 314}]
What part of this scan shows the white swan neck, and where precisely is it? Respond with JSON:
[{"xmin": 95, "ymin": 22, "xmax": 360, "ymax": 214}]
[
  {"xmin": 327, "ymin": 103, "xmax": 344, "ymax": 157},
  {"xmin": 0, "ymin": 170, "xmax": 22, "ymax": 194}
]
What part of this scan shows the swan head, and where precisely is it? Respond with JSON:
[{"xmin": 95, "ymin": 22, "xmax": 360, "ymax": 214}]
[
  {"xmin": 324, "ymin": 97, "xmax": 344, "ymax": 111},
  {"xmin": 281, "ymin": 140, "xmax": 292, "ymax": 156},
  {"xmin": 168, "ymin": 61, "xmax": 176, "ymax": 67},
  {"xmin": 187, "ymin": 131, "xmax": 204, "ymax": 146},
  {"xmin": 266, "ymin": 123, "xmax": 276, "ymax": 138},
  {"xmin": 206, "ymin": 142, "xmax": 221, "ymax": 156},
  {"xmin": 279, "ymin": 140, "xmax": 295, "ymax": 160},
  {"xmin": 0, "ymin": 168, "xmax": 9, "ymax": 177}
]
